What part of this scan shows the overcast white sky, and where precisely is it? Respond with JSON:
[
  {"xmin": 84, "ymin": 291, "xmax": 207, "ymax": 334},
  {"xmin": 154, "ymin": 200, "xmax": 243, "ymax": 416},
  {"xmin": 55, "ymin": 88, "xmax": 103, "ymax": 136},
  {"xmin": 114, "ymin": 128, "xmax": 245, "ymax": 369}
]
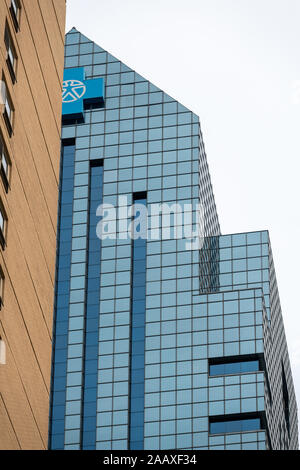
[{"xmin": 66, "ymin": 0, "xmax": 300, "ymax": 417}]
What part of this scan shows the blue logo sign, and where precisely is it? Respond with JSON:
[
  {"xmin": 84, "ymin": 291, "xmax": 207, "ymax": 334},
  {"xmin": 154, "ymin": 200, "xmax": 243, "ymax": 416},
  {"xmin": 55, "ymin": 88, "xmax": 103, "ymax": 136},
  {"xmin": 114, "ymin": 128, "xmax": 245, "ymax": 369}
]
[
  {"xmin": 62, "ymin": 67, "xmax": 104, "ymax": 120},
  {"xmin": 63, "ymin": 79, "xmax": 86, "ymax": 103}
]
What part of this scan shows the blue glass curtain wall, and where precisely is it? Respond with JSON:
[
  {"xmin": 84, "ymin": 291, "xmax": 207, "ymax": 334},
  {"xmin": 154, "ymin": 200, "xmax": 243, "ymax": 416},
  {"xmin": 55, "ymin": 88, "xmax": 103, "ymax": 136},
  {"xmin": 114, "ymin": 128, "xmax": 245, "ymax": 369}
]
[
  {"xmin": 129, "ymin": 195, "xmax": 147, "ymax": 450},
  {"xmin": 81, "ymin": 161, "xmax": 103, "ymax": 449},
  {"xmin": 50, "ymin": 140, "xmax": 75, "ymax": 449}
]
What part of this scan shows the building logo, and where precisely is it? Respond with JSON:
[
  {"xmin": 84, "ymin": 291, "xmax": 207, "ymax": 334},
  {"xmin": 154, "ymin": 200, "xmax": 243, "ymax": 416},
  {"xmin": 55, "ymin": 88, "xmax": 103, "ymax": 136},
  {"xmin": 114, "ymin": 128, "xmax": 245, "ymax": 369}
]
[
  {"xmin": 62, "ymin": 79, "xmax": 86, "ymax": 103},
  {"xmin": 62, "ymin": 67, "xmax": 104, "ymax": 121}
]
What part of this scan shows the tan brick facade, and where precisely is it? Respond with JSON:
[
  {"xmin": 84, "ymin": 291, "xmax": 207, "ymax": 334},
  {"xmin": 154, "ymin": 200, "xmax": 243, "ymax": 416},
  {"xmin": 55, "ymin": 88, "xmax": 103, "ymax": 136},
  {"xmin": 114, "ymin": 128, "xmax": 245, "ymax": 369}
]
[{"xmin": 0, "ymin": 0, "xmax": 65, "ymax": 449}]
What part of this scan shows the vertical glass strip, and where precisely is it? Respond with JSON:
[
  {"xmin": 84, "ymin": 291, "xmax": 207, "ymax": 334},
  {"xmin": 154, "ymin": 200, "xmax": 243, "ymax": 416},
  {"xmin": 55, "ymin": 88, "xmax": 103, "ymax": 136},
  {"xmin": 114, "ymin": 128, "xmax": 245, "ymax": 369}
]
[
  {"xmin": 49, "ymin": 140, "xmax": 75, "ymax": 449},
  {"xmin": 81, "ymin": 161, "xmax": 103, "ymax": 449},
  {"xmin": 129, "ymin": 196, "xmax": 147, "ymax": 450}
]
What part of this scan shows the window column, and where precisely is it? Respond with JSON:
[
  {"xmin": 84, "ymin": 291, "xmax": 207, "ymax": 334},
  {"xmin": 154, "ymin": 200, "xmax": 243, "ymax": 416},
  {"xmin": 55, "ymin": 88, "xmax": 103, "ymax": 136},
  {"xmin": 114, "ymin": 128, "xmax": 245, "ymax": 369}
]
[
  {"xmin": 129, "ymin": 194, "xmax": 147, "ymax": 450},
  {"xmin": 81, "ymin": 160, "xmax": 103, "ymax": 449},
  {"xmin": 50, "ymin": 139, "xmax": 75, "ymax": 449}
]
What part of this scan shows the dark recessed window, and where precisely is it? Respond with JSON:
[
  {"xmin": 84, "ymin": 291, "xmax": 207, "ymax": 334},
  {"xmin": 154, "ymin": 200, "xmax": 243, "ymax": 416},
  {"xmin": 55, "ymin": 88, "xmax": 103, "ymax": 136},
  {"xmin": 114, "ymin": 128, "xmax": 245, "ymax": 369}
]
[
  {"xmin": 0, "ymin": 266, "xmax": 4, "ymax": 309},
  {"xmin": 282, "ymin": 363, "xmax": 290, "ymax": 437},
  {"xmin": 209, "ymin": 415, "xmax": 262, "ymax": 435},
  {"xmin": 4, "ymin": 25, "xmax": 17, "ymax": 83},
  {"xmin": 0, "ymin": 134, "xmax": 11, "ymax": 192},
  {"xmin": 209, "ymin": 356, "xmax": 261, "ymax": 376},
  {"xmin": 0, "ymin": 203, "xmax": 7, "ymax": 250},
  {"xmin": 10, "ymin": 0, "xmax": 21, "ymax": 32},
  {"xmin": 2, "ymin": 81, "xmax": 14, "ymax": 137}
]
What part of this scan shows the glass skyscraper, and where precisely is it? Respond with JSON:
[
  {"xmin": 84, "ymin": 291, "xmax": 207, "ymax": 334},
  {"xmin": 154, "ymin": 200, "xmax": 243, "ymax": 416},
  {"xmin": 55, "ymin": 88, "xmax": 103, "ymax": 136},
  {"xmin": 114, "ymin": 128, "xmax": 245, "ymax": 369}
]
[{"xmin": 49, "ymin": 28, "xmax": 298, "ymax": 450}]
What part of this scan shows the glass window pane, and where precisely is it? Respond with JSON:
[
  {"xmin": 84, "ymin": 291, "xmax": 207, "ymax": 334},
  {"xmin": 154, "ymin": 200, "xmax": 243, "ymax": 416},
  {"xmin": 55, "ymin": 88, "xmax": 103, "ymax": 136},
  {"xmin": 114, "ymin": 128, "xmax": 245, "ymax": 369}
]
[
  {"xmin": 8, "ymin": 45, "xmax": 15, "ymax": 67},
  {"xmin": 5, "ymin": 97, "xmax": 11, "ymax": 120},
  {"xmin": 1, "ymin": 147, "xmax": 8, "ymax": 176},
  {"xmin": 225, "ymin": 362, "xmax": 241, "ymax": 374},
  {"xmin": 11, "ymin": 0, "xmax": 19, "ymax": 17},
  {"xmin": 242, "ymin": 418, "xmax": 260, "ymax": 432},
  {"xmin": 210, "ymin": 364, "xmax": 224, "ymax": 376},
  {"xmin": 0, "ymin": 210, "xmax": 4, "ymax": 231},
  {"xmin": 241, "ymin": 360, "xmax": 259, "ymax": 373},
  {"xmin": 226, "ymin": 420, "xmax": 240, "ymax": 433}
]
